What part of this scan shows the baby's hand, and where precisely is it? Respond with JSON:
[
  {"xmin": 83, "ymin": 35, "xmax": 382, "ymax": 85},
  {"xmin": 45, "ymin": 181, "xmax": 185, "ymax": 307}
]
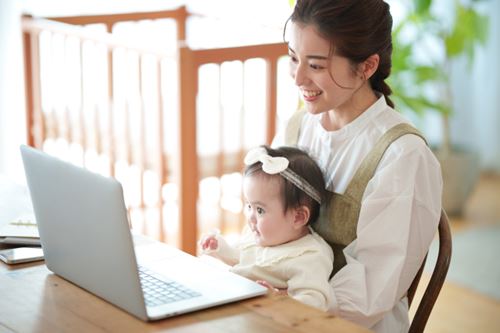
[
  {"xmin": 198, "ymin": 229, "xmax": 221, "ymax": 254},
  {"xmin": 200, "ymin": 235, "xmax": 219, "ymax": 252},
  {"xmin": 256, "ymin": 280, "xmax": 287, "ymax": 295}
]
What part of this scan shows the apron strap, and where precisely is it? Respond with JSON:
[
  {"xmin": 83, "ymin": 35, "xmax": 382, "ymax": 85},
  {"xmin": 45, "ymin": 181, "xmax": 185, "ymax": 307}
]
[{"xmin": 344, "ymin": 123, "xmax": 427, "ymax": 201}]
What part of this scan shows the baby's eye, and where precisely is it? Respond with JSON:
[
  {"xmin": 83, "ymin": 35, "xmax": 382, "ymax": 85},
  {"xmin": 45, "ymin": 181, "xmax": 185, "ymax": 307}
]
[{"xmin": 256, "ymin": 207, "xmax": 265, "ymax": 215}]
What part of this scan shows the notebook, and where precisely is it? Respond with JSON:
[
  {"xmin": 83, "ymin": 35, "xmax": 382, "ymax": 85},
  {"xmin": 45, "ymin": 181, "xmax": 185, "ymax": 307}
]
[
  {"xmin": 0, "ymin": 176, "xmax": 40, "ymax": 245},
  {"xmin": 20, "ymin": 145, "xmax": 267, "ymax": 321}
]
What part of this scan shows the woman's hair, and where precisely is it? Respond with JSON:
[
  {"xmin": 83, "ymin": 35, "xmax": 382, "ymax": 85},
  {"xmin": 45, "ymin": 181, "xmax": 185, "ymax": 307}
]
[
  {"xmin": 244, "ymin": 145, "xmax": 327, "ymax": 224},
  {"xmin": 285, "ymin": 0, "xmax": 394, "ymax": 107}
]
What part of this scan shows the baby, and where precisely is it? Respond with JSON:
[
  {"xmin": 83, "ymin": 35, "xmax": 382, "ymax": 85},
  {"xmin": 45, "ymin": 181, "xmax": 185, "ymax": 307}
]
[{"xmin": 200, "ymin": 145, "xmax": 333, "ymax": 311}]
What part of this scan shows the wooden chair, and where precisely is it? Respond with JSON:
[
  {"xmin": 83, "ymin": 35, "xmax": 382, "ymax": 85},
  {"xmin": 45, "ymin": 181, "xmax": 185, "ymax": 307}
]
[{"xmin": 407, "ymin": 209, "xmax": 452, "ymax": 333}]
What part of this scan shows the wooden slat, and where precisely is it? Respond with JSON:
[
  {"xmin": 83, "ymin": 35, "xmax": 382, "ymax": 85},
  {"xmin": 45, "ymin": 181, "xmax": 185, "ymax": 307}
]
[
  {"xmin": 178, "ymin": 46, "xmax": 199, "ymax": 254},
  {"xmin": 23, "ymin": 23, "xmax": 35, "ymax": 147},
  {"xmin": 217, "ymin": 65, "xmax": 226, "ymax": 233},
  {"xmin": 107, "ymin": 47, "xmax": 116, "ymax": 176},
  {"xmin": 266, "ymin": 58, "xmax": 279, "ymax": 144},
  {"xmin": 238, "ymin": 66, "xmax": 247, "ymax": 231},
  {"xmin": 138, "ymin": 55, "xmax": 147, "ymax": 234},
  {"xmin": 78, "ymin": 40, "xmax": 87, "ymax": 164},
  {"xmin": 157, "ymin": 59, "xmax": 167, "ymax": 242},
  {"xmin": 22, "ymin": 17, "xmax": 176, "ymax": 57},
  {"xmin": 93, "ymin": 104, "xmax": 102, "ymax": 155},
  {"xmin": 25, "ymin": 30, "xmax": 45, "ymax": 148},
  {"xmin": 193, "ymin": 43, "xmax": 288, "ymax": 66},
  {"xmin": 46, "ymin": 6, "xmax": 188, "ymax": 31}
]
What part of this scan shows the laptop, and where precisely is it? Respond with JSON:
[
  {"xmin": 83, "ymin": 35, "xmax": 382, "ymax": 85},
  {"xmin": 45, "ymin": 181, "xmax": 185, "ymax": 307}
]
[{"xmin": 20, "ymin": 145, "xmax": 267, "ymax": 321}]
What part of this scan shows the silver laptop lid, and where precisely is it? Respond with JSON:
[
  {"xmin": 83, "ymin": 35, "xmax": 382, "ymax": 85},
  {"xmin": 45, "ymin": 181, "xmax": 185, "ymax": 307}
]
[{"xmin": 20, "ymin": 145, "xmax": 148, "ymax": 320}]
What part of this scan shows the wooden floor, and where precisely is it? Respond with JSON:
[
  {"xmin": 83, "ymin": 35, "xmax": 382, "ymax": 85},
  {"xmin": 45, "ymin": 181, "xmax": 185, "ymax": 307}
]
[{"xmin": 410, "ymin": 172, "xmax": 500, "ymax": 333}]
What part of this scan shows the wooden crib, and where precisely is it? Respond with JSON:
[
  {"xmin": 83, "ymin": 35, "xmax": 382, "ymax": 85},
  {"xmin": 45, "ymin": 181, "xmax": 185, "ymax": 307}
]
[{"xmin": 21, "ymin": 6, "xmax": 295, "ymax": 254}]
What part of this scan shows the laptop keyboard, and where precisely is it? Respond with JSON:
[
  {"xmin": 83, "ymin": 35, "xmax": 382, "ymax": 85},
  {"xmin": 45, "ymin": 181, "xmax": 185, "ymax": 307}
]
[{"xmin": 138, "ymin": 266, "xmax": 201, "ymax": 307}]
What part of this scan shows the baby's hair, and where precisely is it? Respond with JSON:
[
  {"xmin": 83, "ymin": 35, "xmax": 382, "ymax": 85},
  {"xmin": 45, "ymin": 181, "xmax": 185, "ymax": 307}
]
[{"xmin": 244, "ymin": 145, "xmax": 326, "ymax": 224}]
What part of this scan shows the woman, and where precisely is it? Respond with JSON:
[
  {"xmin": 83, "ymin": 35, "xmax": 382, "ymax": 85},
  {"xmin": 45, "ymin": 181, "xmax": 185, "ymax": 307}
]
[{"xmin": 272, "ymin": 0, "xmax": 443, "ymax": 332}]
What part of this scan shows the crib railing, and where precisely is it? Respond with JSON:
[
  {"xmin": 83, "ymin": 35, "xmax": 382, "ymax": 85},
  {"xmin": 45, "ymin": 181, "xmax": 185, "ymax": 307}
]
[
  {"xmin": 21, "ymin": 9, "xmax": 292, "ymax": 255},
  {"xmin": 46, "ymin": 7, "xmax": 188, "ymax": 39},
  {"xmin": 178, "ymin": 43, "xmax": 289, "ymax": 253}
]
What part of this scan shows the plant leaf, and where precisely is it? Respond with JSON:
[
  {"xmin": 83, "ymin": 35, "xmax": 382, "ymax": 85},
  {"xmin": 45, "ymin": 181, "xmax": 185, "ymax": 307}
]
[
  {"xmin": 413, "ymin": 65, "xmax": 445, "ymax": 83},
  {"xmin": 413, "ymin": 0, "xmax": 432, "ymax": 15}
]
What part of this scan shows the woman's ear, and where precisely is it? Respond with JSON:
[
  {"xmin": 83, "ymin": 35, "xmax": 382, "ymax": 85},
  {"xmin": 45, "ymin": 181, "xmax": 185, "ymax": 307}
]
[
  {"xmin": 359, "ymin": 53, "xmax": 380, "ymax": 81},
  {"xmin": 293, "ymin": 206, "xmax": 310, "ymax": 229}
]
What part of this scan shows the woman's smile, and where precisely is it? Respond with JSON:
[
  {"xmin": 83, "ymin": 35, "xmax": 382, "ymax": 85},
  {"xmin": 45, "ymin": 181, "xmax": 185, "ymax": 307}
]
[{"xmin": 302, "ymin": 89, "xmax": 323, "ymax": 102}]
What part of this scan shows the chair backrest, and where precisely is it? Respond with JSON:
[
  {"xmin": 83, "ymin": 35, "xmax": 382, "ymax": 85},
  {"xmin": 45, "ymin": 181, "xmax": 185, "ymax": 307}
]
[{"xmin": 407, "ymin": 209, "xmax": 452, "ymax": 333}]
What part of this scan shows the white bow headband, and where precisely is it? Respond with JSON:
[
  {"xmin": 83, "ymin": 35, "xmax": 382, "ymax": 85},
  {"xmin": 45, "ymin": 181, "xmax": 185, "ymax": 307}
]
[{"xmin": 244, "ymin": 147, "xmax": 322, "ymax": 204}]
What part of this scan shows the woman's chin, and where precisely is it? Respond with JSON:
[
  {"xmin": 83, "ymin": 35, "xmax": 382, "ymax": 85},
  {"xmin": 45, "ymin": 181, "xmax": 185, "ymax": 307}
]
[{"xmin": 304, "ymin": 102, "xmax": 326, "ymax": 115}]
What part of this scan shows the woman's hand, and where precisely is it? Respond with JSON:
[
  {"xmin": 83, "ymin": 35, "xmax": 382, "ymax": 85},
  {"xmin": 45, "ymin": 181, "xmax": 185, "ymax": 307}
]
[{"xmin": 256, "ymin": 280, "xmax": 288, "ymax": 295}]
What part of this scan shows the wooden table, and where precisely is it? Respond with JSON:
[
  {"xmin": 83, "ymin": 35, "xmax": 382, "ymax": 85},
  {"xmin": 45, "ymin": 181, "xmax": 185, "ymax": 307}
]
[
  {"xmin": 0, "ymin": 176, "xmax": 371, "ymax": 332},
  {"xmin": 0, "ymin": 258, "xmax": 372, "ymax": 333}
]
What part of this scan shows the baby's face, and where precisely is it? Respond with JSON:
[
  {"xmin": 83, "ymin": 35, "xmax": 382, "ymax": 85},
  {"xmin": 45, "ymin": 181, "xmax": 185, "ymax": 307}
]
[{"xmin": 243, "ymin": 174, "xmax": 302, "ymax": 247}]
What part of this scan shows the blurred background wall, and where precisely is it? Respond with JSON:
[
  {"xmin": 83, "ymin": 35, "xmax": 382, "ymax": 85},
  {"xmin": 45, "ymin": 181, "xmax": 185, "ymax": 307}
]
[{"xmin": 1, "ymin": 0, "xmax": 499, "ymax": 184}]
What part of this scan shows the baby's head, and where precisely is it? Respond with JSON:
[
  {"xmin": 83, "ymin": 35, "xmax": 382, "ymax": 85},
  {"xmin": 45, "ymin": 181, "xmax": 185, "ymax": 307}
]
[{"xmin": 243, "ymin": 146, "xmax": 326, "ymax": 246}]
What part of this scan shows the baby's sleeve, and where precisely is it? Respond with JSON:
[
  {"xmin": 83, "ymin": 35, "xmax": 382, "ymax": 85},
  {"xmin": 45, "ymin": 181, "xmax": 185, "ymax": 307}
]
[
  {"xmin": 286, "ymin": 250, "xmax": 334, "ymax": 311},
  {"xmin": 201, "ymin": 231, "xmax": 241, "ymax": 266}
]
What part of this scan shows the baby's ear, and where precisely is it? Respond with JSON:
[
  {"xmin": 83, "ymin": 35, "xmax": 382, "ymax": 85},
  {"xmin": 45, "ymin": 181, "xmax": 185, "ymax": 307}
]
[{"xmin": 293, "ymin": 206, "xmax": 310, "ymax": 229}]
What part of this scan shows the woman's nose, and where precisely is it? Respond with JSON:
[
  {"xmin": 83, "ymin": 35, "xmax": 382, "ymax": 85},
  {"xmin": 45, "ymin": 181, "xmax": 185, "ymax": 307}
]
[{"xmin": 291, "ymin": 62, "xmax": 306, "ymax": 86}]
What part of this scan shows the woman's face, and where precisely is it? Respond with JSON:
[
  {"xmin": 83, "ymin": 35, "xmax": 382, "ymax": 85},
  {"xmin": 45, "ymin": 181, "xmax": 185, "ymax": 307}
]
[{"xmin": 288, "ymin": 22, "xmax": 362, "ymax": 114}]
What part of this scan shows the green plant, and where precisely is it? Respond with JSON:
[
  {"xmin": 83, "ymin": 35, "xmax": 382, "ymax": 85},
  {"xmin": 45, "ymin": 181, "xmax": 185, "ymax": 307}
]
[{"xmin": 389, "ymin": 0, "xmax": 489, "ymax": 154}]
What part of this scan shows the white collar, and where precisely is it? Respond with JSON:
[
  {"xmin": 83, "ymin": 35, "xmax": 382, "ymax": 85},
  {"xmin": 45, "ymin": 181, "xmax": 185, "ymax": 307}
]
[{"xmin": 315, "ymin": 95, "xmax": 389, "ymax": 141}]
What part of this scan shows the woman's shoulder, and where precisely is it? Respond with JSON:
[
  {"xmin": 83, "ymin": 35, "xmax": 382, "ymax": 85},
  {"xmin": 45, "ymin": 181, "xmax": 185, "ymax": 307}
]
[
  {"xmin": 373, "ymin": 124, "xmax": 438, "ymax": 172},
  {"xmin": 366, "ymin": 117, "xmax": 442, "ymax": 191},
  {"xmin": 370, "ymin": 108, "xmax": 429, "ymax": 150},
  {"xmin": 352, "ymin": 108, "xmax": 440, "ymax": 178},
  {"xmin": 384, "ymin": 123, "xmax": 432, "ymax": 155}
]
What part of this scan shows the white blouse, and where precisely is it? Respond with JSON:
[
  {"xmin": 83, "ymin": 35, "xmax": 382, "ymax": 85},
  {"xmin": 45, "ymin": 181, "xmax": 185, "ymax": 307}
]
[{"xmin": 273, "ymin": 96, "xmax": 443, "ymax": 333}]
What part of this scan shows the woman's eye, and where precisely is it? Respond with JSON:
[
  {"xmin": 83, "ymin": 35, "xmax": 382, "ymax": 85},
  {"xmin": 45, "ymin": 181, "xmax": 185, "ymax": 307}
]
[
  {"xmin": 310, "ymin": 63, "xmax": 324, "ymax": 70},
  {"xmin": 289, "ymin": 54, "xmax": 298, "ymax": 63}
]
